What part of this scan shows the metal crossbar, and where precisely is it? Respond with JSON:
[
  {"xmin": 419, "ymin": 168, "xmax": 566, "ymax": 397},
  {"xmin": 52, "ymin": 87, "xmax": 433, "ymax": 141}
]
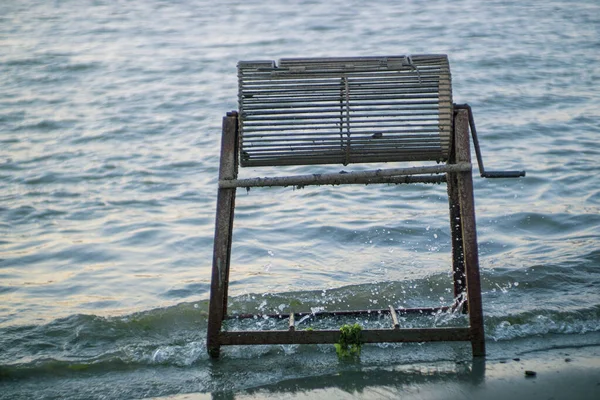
[{"xmin": 219, "ymin": 163, "xmax": 470, "ymax": 189}]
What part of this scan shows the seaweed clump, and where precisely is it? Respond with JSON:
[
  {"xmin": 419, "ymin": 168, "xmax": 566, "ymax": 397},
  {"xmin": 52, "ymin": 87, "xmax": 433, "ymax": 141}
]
[{"xmin": 335, "ymin": 323, "xmax": 362, "ymax": 359}]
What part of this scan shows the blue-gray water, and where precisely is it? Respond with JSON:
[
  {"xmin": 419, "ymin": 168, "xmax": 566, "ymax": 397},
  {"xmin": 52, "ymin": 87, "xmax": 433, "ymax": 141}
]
[{"xmin": 1, "ymin": 0, "xmax": 599, "ymax": 398}]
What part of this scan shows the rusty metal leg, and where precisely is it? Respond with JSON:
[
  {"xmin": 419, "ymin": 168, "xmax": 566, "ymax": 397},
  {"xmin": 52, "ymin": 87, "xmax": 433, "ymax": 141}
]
[
  {"xmin": 454, "ymin": 109, "xmax": 486, "ymax": 357},
  {"xmin": 207, "ymin": 112, "xmax": 239, "ymax": 358},
  {"xmin": 447, "ymin": 152, "xmax": 466, "ymax": 310},
  {"xmin": 448, "ymin": 173, "xmax": 467, "ymax": 310}
]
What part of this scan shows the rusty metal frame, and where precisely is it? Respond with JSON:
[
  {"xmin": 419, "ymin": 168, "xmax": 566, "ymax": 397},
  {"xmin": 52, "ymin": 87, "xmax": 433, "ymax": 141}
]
[{"xmin": 207, "ymin": 108, "xmax": 485, "ymax": 358}]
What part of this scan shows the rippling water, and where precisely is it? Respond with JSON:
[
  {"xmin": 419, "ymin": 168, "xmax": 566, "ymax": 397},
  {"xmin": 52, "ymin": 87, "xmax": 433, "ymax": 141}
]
[{"xmin": 1, "ymin": 0, "xmax": 599, "ymax": 398}]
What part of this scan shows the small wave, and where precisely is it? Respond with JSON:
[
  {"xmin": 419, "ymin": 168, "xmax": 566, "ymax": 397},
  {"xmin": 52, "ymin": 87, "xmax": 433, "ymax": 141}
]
[
  {"xmin": 2, "ymin": 205, "xmax": 38, "ymax": 222},
  {"xmin": 161, "ymin": 283, "xmax": 211, "ymax": 300},
  {"xmin": 0, "ymin": 159, "xmax": 23, "ymax": 171},
  {"xmin": 12, "ymin": 119, "xmax": 69, "ymax": 132},
  {"xmin": 2, "ymin": 58, "xmax": 46, "ymax": 67},
  {"xmin": 2, "ymin": 276, "xmax": 598, "ymax": 362},
  {"xmin": 488, "ymin": 306, "xmax": 600, "ymax": 341},
  {"xmin": 154, "ymin": 161, "xmax": 204, "ymax": 170},
  {"xmin": 0, "ymin": 111, "xmax": 26, "ymax": 124},
  {"xmin": 0, "ymin": 286, "xmax": 17, "ymax": 295},
  {"xmin": 22, "ymin": 172, "xmax": 59, "ymax": 185},
  {"xmin": 47, "ymin": 61, "xmax": 102, "ymax": 73},
  {"xmin": 0, "ymin": 302, "xmax": 598, "ymax": 378},
  {"xmin": 0, "ymin": 356, "xmax": 142, "ymax": 381}
]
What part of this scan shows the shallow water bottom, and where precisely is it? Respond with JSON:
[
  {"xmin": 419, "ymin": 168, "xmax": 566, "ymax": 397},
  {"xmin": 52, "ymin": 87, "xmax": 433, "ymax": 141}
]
[{"xmin": 154, "ymin": 343, "xmax": 600, "ymax": 400}]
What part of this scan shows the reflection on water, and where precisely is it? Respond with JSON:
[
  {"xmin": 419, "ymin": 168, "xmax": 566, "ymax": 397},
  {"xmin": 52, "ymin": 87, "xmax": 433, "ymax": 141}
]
[{"xmin": 225, "ymin": 358, "xmax": 486, "ymax": 400}]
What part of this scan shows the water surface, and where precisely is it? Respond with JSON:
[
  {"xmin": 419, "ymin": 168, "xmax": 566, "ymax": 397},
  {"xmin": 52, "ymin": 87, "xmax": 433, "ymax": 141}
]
[{"xmin": 1, "ymin": 0, "xmax": 599, "ymax": 398}]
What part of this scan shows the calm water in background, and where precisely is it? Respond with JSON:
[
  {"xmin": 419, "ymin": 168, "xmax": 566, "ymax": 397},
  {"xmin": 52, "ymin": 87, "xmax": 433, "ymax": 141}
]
[{"xmin": 1, "ymin": 0, "xmax": 599, "ymax": 398}]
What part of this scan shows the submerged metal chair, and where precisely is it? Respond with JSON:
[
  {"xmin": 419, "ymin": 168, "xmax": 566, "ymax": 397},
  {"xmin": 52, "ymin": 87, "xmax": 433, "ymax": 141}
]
[{"xmin": 207, "ymin": 55, "xmax": 524, "ymax": 358}]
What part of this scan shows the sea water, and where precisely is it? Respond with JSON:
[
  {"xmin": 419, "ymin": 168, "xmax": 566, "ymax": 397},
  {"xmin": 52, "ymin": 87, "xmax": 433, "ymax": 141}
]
[{"xmin": 1, "ymin": 0, "xmax": 599, "ymax": 398}]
